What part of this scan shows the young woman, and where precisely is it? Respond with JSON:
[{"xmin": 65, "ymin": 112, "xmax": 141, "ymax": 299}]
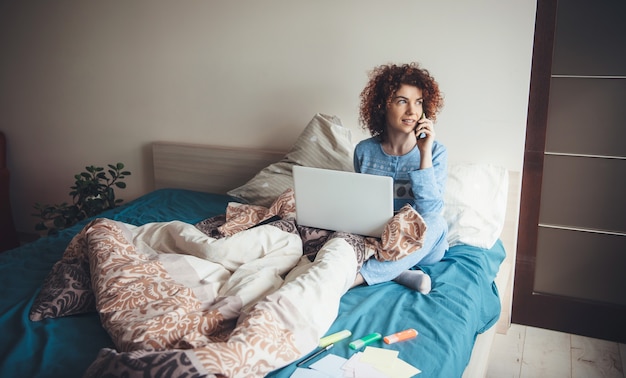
[{"xmin": 352, "ymin": 62, "xmax": 448, "ymax": 294}]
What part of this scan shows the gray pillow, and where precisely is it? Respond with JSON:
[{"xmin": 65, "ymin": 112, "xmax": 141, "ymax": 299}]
[{"xmin": 227, "ymin": 113, "xmax": 354, "ymax": 207}]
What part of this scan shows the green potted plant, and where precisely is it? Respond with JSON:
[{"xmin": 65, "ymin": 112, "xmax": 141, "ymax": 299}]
[{"xmin": 33, "ymin": 163, "xmax": 131, "ymax": 236}]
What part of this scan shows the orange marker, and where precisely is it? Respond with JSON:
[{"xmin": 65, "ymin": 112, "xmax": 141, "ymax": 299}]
[{"xmin": 383, "ymin": 328, "xmax": 418, "ymax": 344}]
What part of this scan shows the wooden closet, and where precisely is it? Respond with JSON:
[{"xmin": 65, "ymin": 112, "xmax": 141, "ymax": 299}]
[{"xmin": 512, "ymin": 0, "xmax": 626, "ymax": 343}]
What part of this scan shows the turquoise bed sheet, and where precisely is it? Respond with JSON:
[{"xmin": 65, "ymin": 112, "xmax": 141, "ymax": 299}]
[
  {"xmin": 0, "ymin": 188, "xmax": 504, "ymax": 378},
  {"xmin": 269, "ymin": 236, "xmax": 505, "ymax": 377}
]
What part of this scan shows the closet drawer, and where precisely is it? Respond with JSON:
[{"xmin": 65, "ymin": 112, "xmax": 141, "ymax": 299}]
[
  {"xmin": 534, "ymin": 226, "xmax": 626, "ymax": 306},
  {"xmin": 539, "ymin": 154, "xmax": 625, "ymax": 233},
  {"xmin": 546, "ymin": 77, "xmax": 626, "ymax": 158},
  {"xmin": 552, "ymin": 0, "xmax": 626, "ymax": 76}
]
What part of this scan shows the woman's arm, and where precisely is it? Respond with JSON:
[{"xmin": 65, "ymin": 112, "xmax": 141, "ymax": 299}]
[{"xmin": 409, "ymin": 143, "xmax": 447, "ymax": 215}]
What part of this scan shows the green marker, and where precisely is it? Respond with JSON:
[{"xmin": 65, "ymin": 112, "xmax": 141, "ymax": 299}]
[{"xmin": 349, "ymin": 332, "xmax": 382, "ymax": 350}]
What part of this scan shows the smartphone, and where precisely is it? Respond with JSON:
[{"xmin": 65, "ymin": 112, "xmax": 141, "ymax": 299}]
[{"xmin": 416, "ymin": 112, "xmax": 426, "ymax": 139}]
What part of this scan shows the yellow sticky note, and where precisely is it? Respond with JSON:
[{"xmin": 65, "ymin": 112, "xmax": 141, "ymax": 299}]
[
  {"xmin": 385, "ymin": 358, "xmax": 421, "ymax": 377},
  {"xmin": 360, "ymin": 346, "xmax": 421, "ymax": 377},
  {"xmin": 361, "ymin": 346, "xmax": 400, "ymax": 370}
]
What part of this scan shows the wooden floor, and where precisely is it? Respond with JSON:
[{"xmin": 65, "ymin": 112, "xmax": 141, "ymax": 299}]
[{"xmin": 486, "ymin": 323, "xmax": 626, "ymax": 378}]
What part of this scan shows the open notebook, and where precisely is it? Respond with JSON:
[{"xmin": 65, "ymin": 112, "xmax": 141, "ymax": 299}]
[{"xmin": 292, "ymin": 166, "xmax": 393, "ymax": 237}]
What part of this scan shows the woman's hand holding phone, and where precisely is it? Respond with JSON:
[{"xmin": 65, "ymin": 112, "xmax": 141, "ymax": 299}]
[
  {"xmin": 415, "ymin": 112, "xmax": 427, "ymax": 139},
  {"xmin": 415, "ymin": 112, "xmax": 435, "ymax": 169}
]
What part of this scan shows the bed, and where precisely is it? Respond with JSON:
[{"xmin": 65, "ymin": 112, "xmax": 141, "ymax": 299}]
[{"xmin": 0, "ymin": 114, "xmax": 519, "ymax": 378}]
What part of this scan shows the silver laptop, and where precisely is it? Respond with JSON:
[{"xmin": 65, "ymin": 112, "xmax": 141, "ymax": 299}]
[{"xmin": 292, "ymin": 165, "xmax": 394, "ymax": 237}]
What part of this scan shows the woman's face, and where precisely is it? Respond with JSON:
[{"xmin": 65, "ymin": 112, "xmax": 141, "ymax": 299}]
[{"xmin": 385, "ymin": 84, "xmax": 424, "ymax": 134}]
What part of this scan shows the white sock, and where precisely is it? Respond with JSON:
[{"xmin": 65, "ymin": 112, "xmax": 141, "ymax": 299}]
[{"xmin": 393, "ymin": 270, "xmax": 432, "ymax": 294}]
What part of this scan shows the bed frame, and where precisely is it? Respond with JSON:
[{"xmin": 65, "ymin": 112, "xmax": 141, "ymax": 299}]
[
  {"xmin": 152, "ymin": 141, "xmax": 521, "ymax": 377},
  {"xmin": 0, "ymin": 131, "xmax": 20, "ymax": 252}
]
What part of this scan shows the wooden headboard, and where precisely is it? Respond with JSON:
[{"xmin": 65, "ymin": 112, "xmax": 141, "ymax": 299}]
[{"xmin": 153, "ymin": 142, "xmax": 285, "ymax": 195}]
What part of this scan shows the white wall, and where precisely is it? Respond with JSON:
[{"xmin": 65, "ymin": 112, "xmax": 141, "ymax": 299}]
[{"xmin": 0, "ymin": 1, "xmax": 537, "ymax": 234}]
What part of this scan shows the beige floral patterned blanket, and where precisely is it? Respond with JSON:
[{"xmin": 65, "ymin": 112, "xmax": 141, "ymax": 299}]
[{"xmin": 29, "ymin": 189, "xmax": 426, "ymax": 377}]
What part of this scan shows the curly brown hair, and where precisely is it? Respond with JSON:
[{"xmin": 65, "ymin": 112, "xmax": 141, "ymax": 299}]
[{"xmin": 359, "ymin": 62, "xmax": 444, "ymax": 141}]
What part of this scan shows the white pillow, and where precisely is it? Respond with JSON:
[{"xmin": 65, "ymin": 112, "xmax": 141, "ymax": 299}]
[
  {"xmin": 227, "ymin": 113, "xmax": 354, "ymax": 207},
  {"xmin": 443, "ymin": 163, "xmax": 509, "ymax": 249}
]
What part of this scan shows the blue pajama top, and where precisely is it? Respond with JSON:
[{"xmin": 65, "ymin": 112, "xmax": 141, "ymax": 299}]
[{"xmin": 353, "ymin": 137, "xmax": 449, "ymax": 284}]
